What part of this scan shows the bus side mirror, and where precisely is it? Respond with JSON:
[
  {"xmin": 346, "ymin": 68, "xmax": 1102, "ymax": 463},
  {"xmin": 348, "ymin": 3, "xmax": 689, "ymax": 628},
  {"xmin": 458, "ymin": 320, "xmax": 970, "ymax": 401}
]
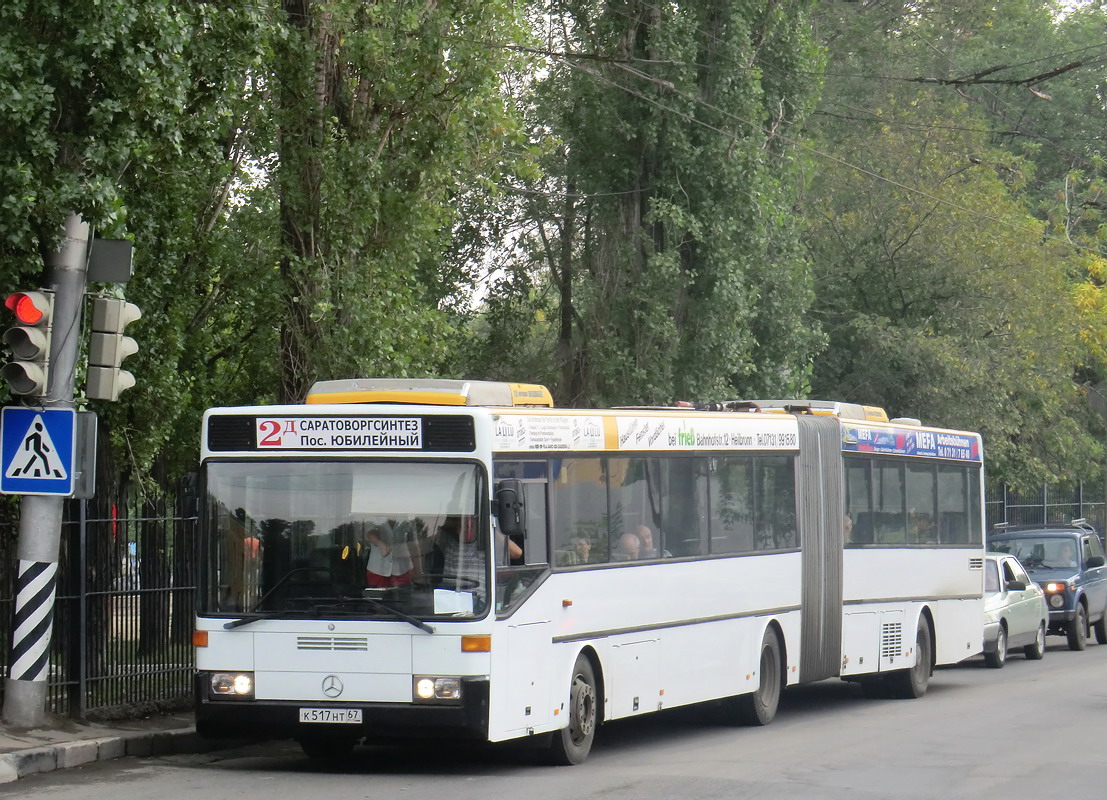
[
  {"xmin": 494, "ymin": 479, "xmax": 525, "ymax": 537},
  {"xmin": 179, "ymin": 472, "xmax": 199, "ymax": 518}
]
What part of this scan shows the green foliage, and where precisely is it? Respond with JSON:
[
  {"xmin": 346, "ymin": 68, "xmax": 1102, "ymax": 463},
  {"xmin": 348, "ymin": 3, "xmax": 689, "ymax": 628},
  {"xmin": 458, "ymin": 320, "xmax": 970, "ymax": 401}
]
[
  {"xmin": 806, "ymin": 2, "xmax": 1107, "ymax": 487},
  {"xmin": 267, "ymin": 0, "xmax": 533, "ymax": 402},
  {"xmin": 464, "ymin": 0, "xmax": 825, "ymax": 406},
  {"xmin": 3, "ymin": 0, "xmax": 1105, "ymax": 497}
]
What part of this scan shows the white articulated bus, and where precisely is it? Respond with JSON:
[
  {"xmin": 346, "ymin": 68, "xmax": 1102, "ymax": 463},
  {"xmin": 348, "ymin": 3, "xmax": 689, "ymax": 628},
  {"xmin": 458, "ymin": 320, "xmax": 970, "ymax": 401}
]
[{"xmin": 193, "ymin": 379, "xmax": 985, "ymax": 763}]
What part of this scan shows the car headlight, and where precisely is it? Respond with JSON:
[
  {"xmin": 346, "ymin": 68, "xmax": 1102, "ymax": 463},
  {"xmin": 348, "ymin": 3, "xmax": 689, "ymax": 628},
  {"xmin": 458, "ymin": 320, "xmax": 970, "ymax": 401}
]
[
  {"xmin": 210, "ymin": 671, "xmax": 254, "ymax": 699},
  {"xmin": 1049, "ymin": 594, "xmax": 1065, "ymax": 609},
  {"xmin": 413, "ymin": 676, "xmax": 462, "ymax": 703}
]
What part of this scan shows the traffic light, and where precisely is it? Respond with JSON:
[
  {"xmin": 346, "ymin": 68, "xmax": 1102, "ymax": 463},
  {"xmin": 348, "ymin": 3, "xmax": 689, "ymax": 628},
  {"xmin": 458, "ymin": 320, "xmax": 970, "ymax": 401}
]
[
  {"xmin": 2, "ymin": 290, "xmax": 54, "ymax": 396},
  {"xmin": 86, "ymin": 297, "xmax": 140, "ymax": 401}
]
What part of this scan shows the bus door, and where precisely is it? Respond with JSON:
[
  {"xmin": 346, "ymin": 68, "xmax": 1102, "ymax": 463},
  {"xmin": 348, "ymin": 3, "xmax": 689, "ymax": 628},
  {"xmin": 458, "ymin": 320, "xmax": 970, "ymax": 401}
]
[{"xmin": 795, "ymin": 415, "xmax": 844, "ymax": 682}]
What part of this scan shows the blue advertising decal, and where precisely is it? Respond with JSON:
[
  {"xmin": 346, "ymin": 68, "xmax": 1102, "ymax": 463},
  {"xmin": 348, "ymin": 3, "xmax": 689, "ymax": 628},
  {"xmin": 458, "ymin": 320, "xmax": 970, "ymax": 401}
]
[{"xmin": 841, "ymin": 424, "xmax": 980, "ymax": 462}]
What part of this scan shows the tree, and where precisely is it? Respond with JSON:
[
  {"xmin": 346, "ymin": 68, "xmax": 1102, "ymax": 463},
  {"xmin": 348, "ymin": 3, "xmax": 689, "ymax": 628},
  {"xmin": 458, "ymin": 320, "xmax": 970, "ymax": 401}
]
[
  {"xmin": 466, "ymin": 0, "xmax": 825, "ymax": 406},
  {"xmin": 806, "ymin": 0, "xmax": 1107, "ymax": 486},
  {"xmin": 268, "ymin": 0, "xmax": 532, "ymax": 403}
]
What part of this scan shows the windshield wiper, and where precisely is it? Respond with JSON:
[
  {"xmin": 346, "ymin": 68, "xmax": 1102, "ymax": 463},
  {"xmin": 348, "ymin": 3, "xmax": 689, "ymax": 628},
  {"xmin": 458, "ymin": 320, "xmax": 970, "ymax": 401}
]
[
  {"xmin": 222, "ymin": 566, "xmax": 325, "ymax": 629},
  {"xmin": 315, "ymin": 597, "xmax": 435, "ymax": 634},
  {"xmin": 224, "ymin": 609, "xmax": 294, "ymax": 629}
]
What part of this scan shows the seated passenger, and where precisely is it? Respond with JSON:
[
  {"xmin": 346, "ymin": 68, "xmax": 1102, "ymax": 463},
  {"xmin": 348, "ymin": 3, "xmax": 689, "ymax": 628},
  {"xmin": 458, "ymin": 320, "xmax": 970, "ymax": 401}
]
[
  {"xmin": 572, "ymin": 536, "xmax": 592, "ymax": 564},
  {"xmin": 1057, "ymin": 541, "xmax": 1078, "ymax": 568},
  {"xmin": 613, "ymin": 532, "xmax": 641, "ymax": 561},
  {"xmin": 635, "ymin": 524, "xmax": 671, "ymax": 558}
]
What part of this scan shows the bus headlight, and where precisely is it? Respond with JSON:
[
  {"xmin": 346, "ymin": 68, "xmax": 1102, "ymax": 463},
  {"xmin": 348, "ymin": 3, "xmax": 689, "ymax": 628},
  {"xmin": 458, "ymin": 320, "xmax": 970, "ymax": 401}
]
[
  {"xmin": 210, "ymin": 671, "xmax": 254, "ymax": 699},
  {"xmin": 413, "ymin": 676, "xmax": 462, "ymax": 703}
]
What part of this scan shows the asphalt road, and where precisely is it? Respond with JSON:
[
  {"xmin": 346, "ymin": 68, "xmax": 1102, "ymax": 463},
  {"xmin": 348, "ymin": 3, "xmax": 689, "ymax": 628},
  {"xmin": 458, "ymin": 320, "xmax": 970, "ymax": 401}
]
[{"xmin": 8, "ymin": 640, "xmax": 1107, "ymax": 800}]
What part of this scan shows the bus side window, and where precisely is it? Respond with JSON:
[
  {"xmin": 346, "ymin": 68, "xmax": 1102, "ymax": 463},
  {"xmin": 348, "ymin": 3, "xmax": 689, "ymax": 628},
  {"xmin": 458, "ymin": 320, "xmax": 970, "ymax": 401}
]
[
  {"xmin": 661, "ymin": 457, "xmax": 707, "ymax": 557},
  {"xmin": 549, "ymin": 457, "xmax": 607, "ymax": 564},
  {"xmin": 492, "ymin": 459, "xmax": 550, "ymax": 565}
]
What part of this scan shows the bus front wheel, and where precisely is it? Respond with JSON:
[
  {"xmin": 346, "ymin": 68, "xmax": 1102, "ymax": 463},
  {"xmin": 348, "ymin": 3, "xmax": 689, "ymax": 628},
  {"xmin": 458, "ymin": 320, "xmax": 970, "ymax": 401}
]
[
  {"xmin": 726, "ymin": 629, "xmax": 782, "ymax": 726},
  {"xmin": 549, "ymin": 654, "xmax": 598, "ymax": 765},
  {"xmin": 888, "ymin": 617, "xmax": 932, "ymax": 699}
]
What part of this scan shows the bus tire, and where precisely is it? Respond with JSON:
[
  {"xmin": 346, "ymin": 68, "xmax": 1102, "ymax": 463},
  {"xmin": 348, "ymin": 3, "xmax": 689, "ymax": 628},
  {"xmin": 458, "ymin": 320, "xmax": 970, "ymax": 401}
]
[
  {"xmin": 727, "ymin": 629, "xmax": 782, "ymax": 726},
  {"xmin": 888, "ymin": 617, "xmax": 932, "ymax": 699},
  {"xmin": 549, "ymin": 654, "xmax": 598, "ymax": 765}
]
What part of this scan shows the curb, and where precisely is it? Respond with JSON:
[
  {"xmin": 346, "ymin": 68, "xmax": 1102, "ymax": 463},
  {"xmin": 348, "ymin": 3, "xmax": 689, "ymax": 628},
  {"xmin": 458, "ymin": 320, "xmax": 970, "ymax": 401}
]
[{"xmin": 0, "ymin": 727, "xmax": 215, "ymax": 784}]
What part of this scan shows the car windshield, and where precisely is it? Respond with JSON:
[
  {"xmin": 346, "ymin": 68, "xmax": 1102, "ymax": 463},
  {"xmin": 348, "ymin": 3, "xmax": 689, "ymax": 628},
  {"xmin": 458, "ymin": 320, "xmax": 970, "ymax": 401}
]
[
  {"xmin": 202, "ymin": 460, "xmax": 490, "ymax": 619},
  {"xmin": 990, "ymin": 536, "xmax": 1078, "ymax": 571}
]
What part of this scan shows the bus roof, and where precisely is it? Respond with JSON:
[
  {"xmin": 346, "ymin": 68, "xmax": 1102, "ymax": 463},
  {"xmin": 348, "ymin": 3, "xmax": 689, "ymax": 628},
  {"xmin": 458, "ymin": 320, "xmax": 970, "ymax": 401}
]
[
  {"xmin": 305, "ymin": 379, "xmax": 554, "ymax": 408},
  {"xmin": 304, "ymin": 379, "xmax": 895, "ymax": 422},
  {"xmin": 736, "ymin": 399, "xmax": 889, "ymax": 422}
]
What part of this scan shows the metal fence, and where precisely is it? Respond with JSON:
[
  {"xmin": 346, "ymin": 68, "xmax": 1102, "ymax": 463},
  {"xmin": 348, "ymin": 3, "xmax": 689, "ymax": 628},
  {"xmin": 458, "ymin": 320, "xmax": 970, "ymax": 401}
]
[
  {"xmin": 984, "ymin": 481, "xmax": 1106, "ymax": 536},
  {"xmin": 0, "ymin": 493, "xmax": 196, "ymax": 721},
  {"xmin": 0, "ymin": 479, "xmax": 1103, "ymax": 721}
]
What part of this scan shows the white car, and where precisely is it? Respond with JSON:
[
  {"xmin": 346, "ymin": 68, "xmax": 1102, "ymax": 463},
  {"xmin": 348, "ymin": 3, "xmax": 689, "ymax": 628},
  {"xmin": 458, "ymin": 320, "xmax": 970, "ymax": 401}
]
[{"xmin": 983, "ymin": 553, "xmax": 1049, "ymax": 668}]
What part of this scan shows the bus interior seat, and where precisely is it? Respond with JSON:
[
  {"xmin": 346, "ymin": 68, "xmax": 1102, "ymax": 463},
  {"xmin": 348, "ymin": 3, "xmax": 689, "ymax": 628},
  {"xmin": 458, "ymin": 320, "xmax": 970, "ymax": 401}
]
[{"xmin": 555, "ymin": 549, "xmax": 579, "ymax": 567}]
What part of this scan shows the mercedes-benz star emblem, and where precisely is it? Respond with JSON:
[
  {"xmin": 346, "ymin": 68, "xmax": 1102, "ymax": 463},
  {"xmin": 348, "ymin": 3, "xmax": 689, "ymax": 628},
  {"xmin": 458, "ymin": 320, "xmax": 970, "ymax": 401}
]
[{"xmin": 322, "ymin": 675, "xmax": 344, "ymax": 698}]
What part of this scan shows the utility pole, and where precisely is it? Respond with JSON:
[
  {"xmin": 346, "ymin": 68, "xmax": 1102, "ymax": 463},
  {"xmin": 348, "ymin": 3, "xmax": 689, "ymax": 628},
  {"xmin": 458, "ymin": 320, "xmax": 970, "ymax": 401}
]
[{"xmin": 2, "ymin": 213, "xmax": 89, "ymax": 726}]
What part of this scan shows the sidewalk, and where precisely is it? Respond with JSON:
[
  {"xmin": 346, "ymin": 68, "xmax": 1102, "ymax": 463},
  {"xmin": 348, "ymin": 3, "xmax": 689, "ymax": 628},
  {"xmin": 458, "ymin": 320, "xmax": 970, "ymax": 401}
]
[{"xmin": 0, "ymin": 711, "xmax": 221, "ymax": 783}]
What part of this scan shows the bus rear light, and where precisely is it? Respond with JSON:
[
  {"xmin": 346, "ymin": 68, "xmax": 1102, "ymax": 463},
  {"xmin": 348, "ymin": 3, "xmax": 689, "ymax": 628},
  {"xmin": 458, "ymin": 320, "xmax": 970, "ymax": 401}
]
[
  {"xmin": 193, "ymin": 631, "xmax": 209, "ymax": 648},
  {"xmin": 461, "ymin": 634, "xmax": 491, "ymax": 652}
]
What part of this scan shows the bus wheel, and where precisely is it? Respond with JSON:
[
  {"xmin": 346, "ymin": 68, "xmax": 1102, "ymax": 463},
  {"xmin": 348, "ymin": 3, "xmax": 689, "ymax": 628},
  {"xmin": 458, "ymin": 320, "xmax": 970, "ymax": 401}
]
[
  {"xmin": 549, "ymin": 654, "xmax": 598, "ymax": 765},
  {"xmin": 298, "ymin": 736, "xmax": 356, "ymax": 760},
  {"xmin": 888, "ymin": 617, "xmax": 931, "ymax": 699},
  {"xmin": 727, "ymin": 629, "xmax": 782, "ymax": 726}
]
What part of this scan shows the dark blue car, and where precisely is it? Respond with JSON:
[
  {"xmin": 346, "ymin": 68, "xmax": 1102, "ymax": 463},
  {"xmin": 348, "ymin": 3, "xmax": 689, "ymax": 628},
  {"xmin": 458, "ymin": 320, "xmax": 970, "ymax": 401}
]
[{"xmin": 988, "ymin": 523, "xmax": 1107, "ymax": 651}]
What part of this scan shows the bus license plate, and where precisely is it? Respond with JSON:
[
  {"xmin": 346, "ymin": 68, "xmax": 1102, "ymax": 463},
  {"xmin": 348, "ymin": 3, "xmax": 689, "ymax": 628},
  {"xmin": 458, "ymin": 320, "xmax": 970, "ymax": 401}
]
[{"xmin": 299, "ymin": 708, "xmax": 362, "ymax": 724}]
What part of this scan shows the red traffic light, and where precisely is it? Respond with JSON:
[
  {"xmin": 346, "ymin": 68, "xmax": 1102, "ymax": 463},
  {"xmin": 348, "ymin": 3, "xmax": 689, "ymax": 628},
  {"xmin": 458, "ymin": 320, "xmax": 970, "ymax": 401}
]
[{"xmin": 5, "ymin": 292, "xmax": 50, "ymax": 325}]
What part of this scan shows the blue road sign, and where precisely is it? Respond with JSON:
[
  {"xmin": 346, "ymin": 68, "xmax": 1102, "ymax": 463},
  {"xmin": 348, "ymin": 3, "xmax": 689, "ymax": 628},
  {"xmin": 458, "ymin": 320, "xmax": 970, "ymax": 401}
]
[{"xmin": 1, "ymin": 406, "xmax": 76, "ymax": 496}]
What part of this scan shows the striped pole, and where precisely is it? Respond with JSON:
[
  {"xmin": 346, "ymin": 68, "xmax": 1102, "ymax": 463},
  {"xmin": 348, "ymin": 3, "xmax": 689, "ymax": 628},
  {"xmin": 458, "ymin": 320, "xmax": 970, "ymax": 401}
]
[
  {"xmin": 3, "ymin": 214, "xmax": 87, "ymax": 726},
  {"xmin": 10, "ymin": 560, "xmax": 59, "ymax": 682}
]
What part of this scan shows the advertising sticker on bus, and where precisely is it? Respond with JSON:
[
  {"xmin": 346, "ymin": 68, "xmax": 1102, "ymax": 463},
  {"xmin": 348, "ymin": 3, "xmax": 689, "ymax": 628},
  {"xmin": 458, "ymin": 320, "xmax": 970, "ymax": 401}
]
[{"xmin": 841, "ymin": 424, "xmax": 980, "ymax": 461}]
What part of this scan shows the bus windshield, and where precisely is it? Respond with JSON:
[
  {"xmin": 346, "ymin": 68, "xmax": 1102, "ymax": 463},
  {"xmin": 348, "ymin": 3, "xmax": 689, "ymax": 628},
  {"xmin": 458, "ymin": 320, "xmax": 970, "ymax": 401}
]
[{"xmin": 202, "ymin": 460, "xmax": 489, "ymax": 619}]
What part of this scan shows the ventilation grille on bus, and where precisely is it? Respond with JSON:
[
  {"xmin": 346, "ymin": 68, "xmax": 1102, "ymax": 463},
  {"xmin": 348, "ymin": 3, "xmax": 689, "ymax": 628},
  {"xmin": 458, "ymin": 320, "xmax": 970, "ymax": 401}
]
[
  {"xmin": 881, "ymin": 622, "xmax": 903, "ymax": 660},
  {"xmin": 297, "ymin": 635, "xmax": 369, "ymax": 652},
  {"xmin": 207, "ymin": 415, "xmax": 256, "ymax": 451},
  {"xmin": 968, "ymin": 557, "xmax": 983, "ymax": 570}
]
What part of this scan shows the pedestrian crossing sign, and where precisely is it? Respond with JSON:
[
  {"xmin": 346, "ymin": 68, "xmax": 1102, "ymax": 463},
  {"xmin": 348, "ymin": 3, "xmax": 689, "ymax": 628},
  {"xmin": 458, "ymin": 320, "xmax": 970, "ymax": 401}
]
[{"xmin": 0, "ymin": 407, "xmax": 76, "ymax": 496}]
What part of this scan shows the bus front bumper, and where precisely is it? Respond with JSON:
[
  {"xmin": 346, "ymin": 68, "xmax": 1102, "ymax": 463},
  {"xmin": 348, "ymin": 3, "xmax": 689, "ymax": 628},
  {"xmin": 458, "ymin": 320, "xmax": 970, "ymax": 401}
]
[{"xmin": 194, "ymin": 674, "xmax": 490, "ymax": 742}]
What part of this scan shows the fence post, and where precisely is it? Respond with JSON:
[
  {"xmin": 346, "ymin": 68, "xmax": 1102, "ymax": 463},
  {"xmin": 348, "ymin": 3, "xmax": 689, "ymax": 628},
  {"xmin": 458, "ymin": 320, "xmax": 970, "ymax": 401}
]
[{"xmin": 78, "ymin": 498, "xmax": 87, "ymax": 717}]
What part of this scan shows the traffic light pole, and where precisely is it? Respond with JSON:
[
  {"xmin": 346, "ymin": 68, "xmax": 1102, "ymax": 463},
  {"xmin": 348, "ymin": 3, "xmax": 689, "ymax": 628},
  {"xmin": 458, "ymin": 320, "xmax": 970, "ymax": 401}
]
[{"xmin": 3, "ymin": 213, "xmax": 89, "ymax": 727}]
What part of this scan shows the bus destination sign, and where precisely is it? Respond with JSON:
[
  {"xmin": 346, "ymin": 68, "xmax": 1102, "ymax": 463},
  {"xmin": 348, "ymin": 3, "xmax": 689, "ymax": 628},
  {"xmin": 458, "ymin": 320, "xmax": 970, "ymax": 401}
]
[{"xmin": 256, "ymin": 416, "xmax": 423, "ymax": 450}]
